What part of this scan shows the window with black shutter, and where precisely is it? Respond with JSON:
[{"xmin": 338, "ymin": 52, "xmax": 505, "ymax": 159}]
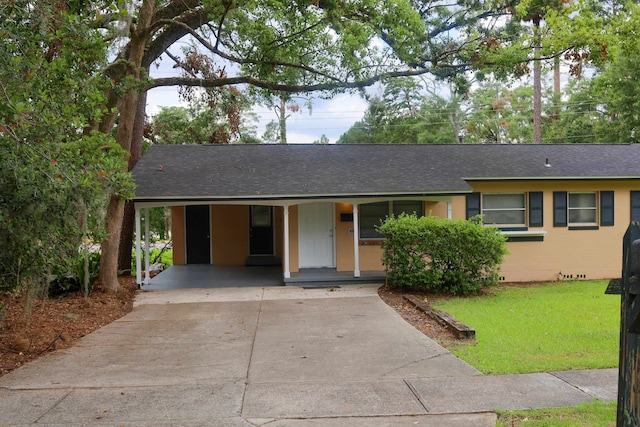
[
  {"xmin": 631, "ymin": 191, "xmax": 640, "ymax": 222},
  {"xmin": 529, "ymin": 192, "xmax": 543, "ymax": 227},
  {"xmin": 600, "ymin": 191, "xmax": 614, "ymax": 226},
  {"xmin": 553, "ymin": 191, "xmax": 567, "ymax": 227}
]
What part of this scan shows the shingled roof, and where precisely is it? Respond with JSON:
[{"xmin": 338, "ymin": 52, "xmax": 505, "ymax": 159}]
[{"xmin": 132, "ymin": 144, "xmax": 640, "ymax": 203}]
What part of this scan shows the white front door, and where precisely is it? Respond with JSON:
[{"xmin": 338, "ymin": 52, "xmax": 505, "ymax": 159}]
[{"xmin": 298, "ymin": 203, "xmax": 335, "ymax": 268}]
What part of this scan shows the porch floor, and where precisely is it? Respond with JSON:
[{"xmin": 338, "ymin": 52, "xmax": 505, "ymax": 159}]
[{"xmin": 141, "ymin": 265, "xmax": 385, "ymax": 290}]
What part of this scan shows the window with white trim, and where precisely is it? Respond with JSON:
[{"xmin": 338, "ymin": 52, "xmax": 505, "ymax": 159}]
[
  {"xmin": 568, "ymin": 192, "xmax": 597, "ymax": 226},
  {"xmin": 481, "ymin": 193, "xmax": 526, "ymax": 227},
  {"xmin": 359, "ymin": 200, "xmax": 424, "ymax": 239}
]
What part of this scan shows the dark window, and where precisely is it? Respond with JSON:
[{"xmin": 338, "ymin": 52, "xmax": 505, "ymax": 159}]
[
  {"xmin": 359, "ymin": 201, "xmax": 424, "ymax": 239},
  {"xmin": 466, "ymin": 192, "xmax": 481, "ymax": 219}
]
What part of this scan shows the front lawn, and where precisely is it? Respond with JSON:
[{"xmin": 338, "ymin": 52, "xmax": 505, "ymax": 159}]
[{"xmin": 433, "ymin": 280, "xmax": 619, "ymax": 374}]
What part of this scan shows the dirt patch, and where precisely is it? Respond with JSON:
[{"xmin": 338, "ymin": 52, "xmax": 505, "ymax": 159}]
[
  {"xmin": 1, "ymin": 278, "xmax": 469, "ymax": 378},
  {"xmin": 377, "ymin": 285, "xmax": 463, "ymax": 347},
  {"xmin": 0, "ymin": 276, "xmax": 137, "ymax": 377}
]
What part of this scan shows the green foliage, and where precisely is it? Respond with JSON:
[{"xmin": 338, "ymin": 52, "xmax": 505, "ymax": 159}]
[
  {"xmin": 465, "ymin": 81, "xmax": 535, "ymax": 144},
  {"xmin": 337, "ymin": 78, "xmax": 461, "ymax": 144},
  {"xmin": 378, "ymin": 214, "xmax": 507, "ymax": 295},
  {"xmin": 0, "ymin": 2, "xmax": 133, "ymax": 296},
  {"xmin": 49, "ymin": 251, "xmax": 101, "ymax": 296},
  {"xmin": 435, "ymin": 281, "xmax": 619, "ymax": 374},
  {"xmin": 151, "ymin": 101, "xmax": 258, "ymax": 145}
]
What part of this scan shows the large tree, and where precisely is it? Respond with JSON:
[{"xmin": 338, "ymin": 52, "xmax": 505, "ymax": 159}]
[
  {"xmin": 0, "ymin": 1, "xmax": 132, "ymax": 297},
  {"xmin": 94, "ymin": 0, "xmax": 536, "ymax": 292}
]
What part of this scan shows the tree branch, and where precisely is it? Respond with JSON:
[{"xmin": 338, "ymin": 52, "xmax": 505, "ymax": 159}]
[{"xmin": 147, "ymin": 67, "xmax": 436, "ymax": 93}]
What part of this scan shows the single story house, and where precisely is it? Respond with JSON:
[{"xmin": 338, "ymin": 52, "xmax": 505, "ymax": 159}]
[{"xmin": 131, "ymin": 143, "xmax": 640, "ymax": 286}]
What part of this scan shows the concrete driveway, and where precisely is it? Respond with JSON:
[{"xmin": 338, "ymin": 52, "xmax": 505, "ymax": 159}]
[{"xmin": 0, "ymin": 285, "xmax": 615, "ymax": 426}]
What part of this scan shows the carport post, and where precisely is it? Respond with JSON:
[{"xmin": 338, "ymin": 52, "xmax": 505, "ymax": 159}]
[
  {"xmin": 352, "ymin": 203, "xmax": 360, "ymax": 277},
  {"xmin": 144, "ymin": 208, "xmax": 150, "ymax": 286},
  {"xmin": 283, "ymin": 205, "xmax": 290, "ymax": 279},
  {"xmin": 135, "ymin": 207, "xmax": 142, "ymax": 286}
]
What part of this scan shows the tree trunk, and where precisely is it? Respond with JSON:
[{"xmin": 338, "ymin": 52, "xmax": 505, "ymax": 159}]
[
  {"xmin": 98, "ymin": 0, "xmax": 156, "ymax": 292},
  {"xmin": 100, "ymin": 194, "xmax": 125, "ymax": 292},
  {"xmin": 533, "ymin": 16, "xmax": 542, "ymax": 144},
  {"xmin": 552, "ymin": 56, "xmax": 560, "ymax": 121},
  {"xmin": 118, "ymin": 90, "xmax": 148, "ymax": 272}
]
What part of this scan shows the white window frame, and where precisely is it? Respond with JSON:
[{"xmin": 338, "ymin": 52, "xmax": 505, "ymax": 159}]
[
  {"xmin": 481, "ymin": 193, "xmax": 527, "ymax": 228},
  {"xmin": 568, "ymin": 192, "xmax": 598, "ymax": 226}
]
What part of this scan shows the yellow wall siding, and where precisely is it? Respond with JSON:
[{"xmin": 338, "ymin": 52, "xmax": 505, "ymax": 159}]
[
  {"xmin": 211, "ymin": 205, "xmax": 249, "ymax": 266},
  {"xmin": 169, "ymin": 181, "xmax": 637, "ymax": 282},
  {"xmin": 425, "ymin": 201, "xmax": 448, "ymax": 218},
  {"xmin": 335, "ymin": 203, "xmax": 354, "ymax": 271},
  {"xmin": 171, "ymin": 206, "xmax": 186, "ymax": 265},
  {"xmin": 452, "ymin": 181, "xmax": 634, "ymax": 282},
  {"xmin": 288, "ymin": 205, "xmax": 299, "ymax": 273}
]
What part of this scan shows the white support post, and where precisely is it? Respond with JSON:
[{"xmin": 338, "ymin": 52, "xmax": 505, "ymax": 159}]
[
  {"xmin": 352, "ymin": 203, "xmax": 360, "ymax": 277},
  {"xmin": 135, "ymin": 208, "xmax": 142, "ymax": 287},
  {"xmin": 283, "ymin": 205, "xmax": 291, "ymax": 279},
  {"xmin": 447, "ymin": 201, "xmax": 453, "ymax": 219},
  {"xmin": 144, "ymin": 208, "xmax": 150, "ymax": 285}
]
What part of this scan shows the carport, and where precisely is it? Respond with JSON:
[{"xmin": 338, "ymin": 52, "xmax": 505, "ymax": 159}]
[{"xmin": 131, "ymin": 144, "xmax": 465, "ymax": 289}]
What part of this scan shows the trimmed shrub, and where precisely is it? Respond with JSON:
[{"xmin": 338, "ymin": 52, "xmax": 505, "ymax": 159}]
[{"xmin": 378, "ymin": 214, "xmax": 507, "ymax": 295}]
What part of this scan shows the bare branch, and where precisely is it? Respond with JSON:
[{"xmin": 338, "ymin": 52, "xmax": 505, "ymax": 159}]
[{"xmin": 147, "ymin": 67, "xmax": 437, "ymax": 93}]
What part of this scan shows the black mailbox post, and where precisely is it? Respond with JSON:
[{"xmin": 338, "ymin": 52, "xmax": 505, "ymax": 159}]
[{"xmin": 616, "ymin": 223, "xmax": 640, "ymax": 426}]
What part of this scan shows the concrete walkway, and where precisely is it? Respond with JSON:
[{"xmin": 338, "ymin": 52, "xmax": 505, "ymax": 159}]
[{"xmin": 0, "ymin": 285, "xmax": 617, "ymax": 426}]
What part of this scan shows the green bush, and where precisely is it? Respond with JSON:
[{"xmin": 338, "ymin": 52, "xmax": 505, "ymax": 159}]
[
  {"xmin": 378, "ymin": 214, "xmax": 507, "ymax": 295},
  {"xmin": 49, "ymin": 250, "xmax": 101, "ymax": 296}
]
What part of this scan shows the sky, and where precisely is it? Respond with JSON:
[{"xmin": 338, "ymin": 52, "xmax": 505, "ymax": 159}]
[{"xmin": 146, "ymin": 88, "xmax": 370, "ymax": 144}]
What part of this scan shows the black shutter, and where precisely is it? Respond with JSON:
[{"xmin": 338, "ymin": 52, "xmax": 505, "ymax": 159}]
[
  {"xmin": 553, "ymin": 191, "xmax": 567, "ymax": 227},
  {"xmin": 631, "ymin": 191, "xmax": 640, "ymax": 221},
  {"xmin": 529, "ymin": 192, "xmax": 543, "ymax": 227},
  {"xmin": 600, "ymin": 191, "xmax": 614, "ymax": 226},
  {"xmin": 466, "ymin": 192, "xmax": 481, "ymax": 219}
]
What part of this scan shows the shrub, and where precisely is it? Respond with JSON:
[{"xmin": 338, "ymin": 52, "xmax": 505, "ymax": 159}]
[
  {"xmin": 49, "ymin": 251, "xmax": 101, "ymax": 296},
  {"xmin": 378, "ymin": 214, "xmax": 507, "ymax": 295}
]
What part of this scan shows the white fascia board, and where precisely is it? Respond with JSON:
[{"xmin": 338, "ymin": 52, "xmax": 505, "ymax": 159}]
[{"xmin": 132, "ymin": 191, "xmax": 471, "ymax": 208}]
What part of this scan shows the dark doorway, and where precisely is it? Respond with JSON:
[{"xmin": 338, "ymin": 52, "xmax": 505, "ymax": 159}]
[
  {"xmin": 185, "ymin": 205, "xmax": 211, "ymax": 264},
  {"xmin": 249, "ymin": 206, "xmax": 274, "ymax": 255}
]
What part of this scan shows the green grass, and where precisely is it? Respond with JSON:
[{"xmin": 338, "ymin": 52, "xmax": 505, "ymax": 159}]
[
  {"xmin": 130, "ymin": 249, "xmax": 173, "ymax": 274},
  {"xmin": 496, "ymin": 400, "xmax": 616, "ymax": 426},
  {"xmin": 433, "ymin": 280, "xmax": 619, "ymax": 374}
]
